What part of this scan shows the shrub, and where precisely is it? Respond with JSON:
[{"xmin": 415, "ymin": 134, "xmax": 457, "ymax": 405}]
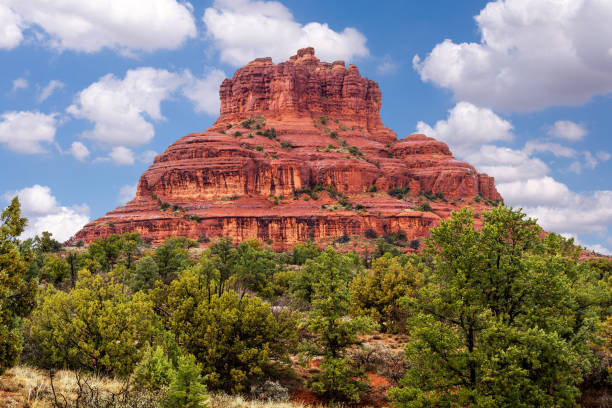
[
  {"xmin": 280, "ymin": 141, "xmax": 293, "ymax": 150},
  {"xmin": 364, "ymin": 228, "xmax": 378, "ymax": 239},
  {"xmin": 233, "ymin": 131, "xmax": 242, "ymax": 137},
  {"xmin": 160, "ymin": 276, "xmax": 298, "ymax": 393},
  {"xmin": 368, "ymin": 184, "xmax": 377, "ymax": 193},
  {"xmin": 329, "ymin": 131, "xmax": 338, "ymax": 138},
  {"xmin": 131, "ymin": 345, "xmax": 175, "ymax": 392},
  {"xmin": 308, "ymin": 357, "xmax": 369, "ymax": 404},
  {"xmin": 250, "ymin": 380, "xmax": 290, "ymax": 402},
  {"xmin": 350, "ymin": 254, "xmax": 423, "ymax": 333},
  {"xmin": 348, "ymin": 146, "xmax": 362, "ymax": 157},
  {"xmin": 290, "ymin": 240, "xmax": 321, "ymax": 265},
  {"xmin": 255, "ymin": 145, "xmax": 263, "ymax": 152},
  {"xmin": 416, "ymin": 202, "xmax": 432, "ymax": 212},
  {"xmin": 28, "ymin": 271, "xmax": 162, "ymax": 376},
  {"xmin": 388, "ymin": 186, "xmax": 409, "ymax": 199}
]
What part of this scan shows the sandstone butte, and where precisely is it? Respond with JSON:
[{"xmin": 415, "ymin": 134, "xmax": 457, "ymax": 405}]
[{"xmin": 70, "ymin": 47, "xmax": 503, "ymax": 249}]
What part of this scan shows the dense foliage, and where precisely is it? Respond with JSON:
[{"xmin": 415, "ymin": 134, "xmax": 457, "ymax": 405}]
[
  {"xmin": 389, "ymin": 206, "xmax": 609, "ymax": 407},
  {"xmin": 2, "ymin": 198, "xmax": 612, "ymax": 407},
  {"xmin": 0, "ymin": 198, "xmax": 37, "ymax": 374}
]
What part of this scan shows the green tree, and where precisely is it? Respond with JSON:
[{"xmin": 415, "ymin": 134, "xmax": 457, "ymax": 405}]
[
  {"xmin": 304, "ymin": 248, "xmax": 376, "ymax": 403},
  {"xmin": 291, "ymin": 247, "xmax": 361, "ymax": 304},
  {"xmin": 389, "ymin": 206, "xmax": 607, "ymax": 408},
  {"xmin": 131, "ymin": 345, "xmax": 175, "ymax": 391},
  {"xmin": 131, "ymin": 255, "xmax": 160, "ymax": 292},
  {"xmin": 154, "ymin": 237, "xmax": 196, "ymax": 281},
  {"xmin": 39, "ymin": 254, "xmax": 70, "ymax": 286},
  {"xmin": 0, "ymin": 198, "xmax": 37, "ymax": 374},
  {"xmin": 33, "ymin": 231, "xmax": 62, "ymax": 252},
  {"xmin": 350, "ymin": 254, "xmax": 423, "ymax": 333},
  {"xmin": 290, "ymin": 239, "xmax": 321, "ymax": 265},
  {"xmin": 156, "ymin": 269, "xmax": 298, "ymax": 393},
  {"xmin": 28, "ymin": 270, "xmax": 161, "ymax": 375},
  {"xmin": 165, "ymin": 354, "xmax": 209, "ymax": 408}
]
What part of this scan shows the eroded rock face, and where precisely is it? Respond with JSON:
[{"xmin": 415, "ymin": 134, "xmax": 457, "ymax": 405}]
[{"xmin": 70, "ymin": 48, "xmax": 503, "ymax": 247}]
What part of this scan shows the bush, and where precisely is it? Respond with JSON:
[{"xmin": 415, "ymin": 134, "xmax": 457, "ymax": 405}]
[
  {"xmin": 250, "ymin": 380, "xmax": 290, "ymax": 402},
  {"xmin": 255, "ymin": 145, "xmax": 263, "ymax": 152},
  {"xmin": 367, "ymin": 184, "xmax": 377, "ymax": 193},
  {"xmin": 280, "ymin": 141, "xmax": 293, "ymax": 150},
  {"xmin": 28, "ymin": 271, "xmax": 162, "ymax": 376},
  {"xmin": 308, "ymin": 357, "xmax": 369, "ymax": 404},
  {"xmin": 160, "ymin": 275, "xmax": 298, "ymax": 393},
  {"xmin": 364, "ymin": 228, "xmax": 378, "ymax": 239},
  {"xmin": 131, "ymin": 345, "xmax": 175, "ymax": 392},
  {"xmin": 350, "ymin": 254, "xmax": 423, "ymax": 333},
  {"xmin": 290, "ymin": 240, "xmax": 321, "ymax": 265}
]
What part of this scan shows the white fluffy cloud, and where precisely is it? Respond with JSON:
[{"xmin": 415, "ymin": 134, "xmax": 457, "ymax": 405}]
[
  {"xmin": 117, "ymin": 184, "xmax": 137, "ymax": 205},
  {"xmin": 68, "ymin": 68, "xmax": 185, "ymax": 146},
  {"xmin": 548, "ymin": 120, "xmax": 587, "ymax": 141},
  {"xmin": 183, "ymin": 69, "xmax": 227, "ymax": 115},
  {"xmin": 69, "ymin": 141, "xmax": 89, "ymax": 162},
  {"xmin": 203, "ymin": 0, "xmax": 369, "ymax": 65},
  {"xmin": 416, "ymin": 101, "xmax": 513, "ymax": 156},
  {"xmin": 3, "ymin": 0, "xmax": 196, "ymax": 54},
  {"xmin": 465, "ymin": 145, "xmax": 549, "ymax": 183},
  {"xmin": 12, "ymin": 77, "xmax": 28, "ymax": 91},
  {"xmin": 0, "ymin": 111, "xmax": 56, "ymax": 154},
  {"xmin": 0, "ymin": 3, "xmax": 23, "ymax": 49},
  {"xmin": 38, "ymin": 80, "xmax": 65, "ymax": 103},
  {"xmin": 416, "ymin": 101, "xmax": 611, "ymax": 250},
  {"xmin": 413, "ymin": 0, "xmax": 612, "ymax": 111},
  {"xmin": 523, "ymin": 141, "xmax": 577, "ymax": 158},
  {"xmin": 3, "ymin": 184, "xmax": 89, "ymax": 242},
  {"xmin": 109, "ymin": 146, "xmax": 135, "ymax": 165}
]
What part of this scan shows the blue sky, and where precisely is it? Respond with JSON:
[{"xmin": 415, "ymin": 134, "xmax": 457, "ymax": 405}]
[{"xmin": 1, "ymin": 0, "xmax": 611, "ymax": 253}]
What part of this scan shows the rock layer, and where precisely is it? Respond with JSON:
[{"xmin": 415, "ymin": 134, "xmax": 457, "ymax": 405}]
[{"xmin": 71, "ymin": 48, "xmax": 502, "ymax": 247}]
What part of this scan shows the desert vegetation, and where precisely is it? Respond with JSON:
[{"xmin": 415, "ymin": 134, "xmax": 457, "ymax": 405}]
[{"xmin": 2, "ymin": 197, "xmax": 612, "ymax": 407}]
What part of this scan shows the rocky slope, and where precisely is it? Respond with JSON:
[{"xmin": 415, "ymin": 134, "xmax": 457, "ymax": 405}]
[{"xmin": 70, "ymin": 47, "xmax": 502, "ymax": 247}]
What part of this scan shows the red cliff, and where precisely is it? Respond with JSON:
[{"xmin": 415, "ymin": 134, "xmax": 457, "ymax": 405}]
[{"xmin": 70, "ymin": 48, "xmax": 503, "ymax": 247}]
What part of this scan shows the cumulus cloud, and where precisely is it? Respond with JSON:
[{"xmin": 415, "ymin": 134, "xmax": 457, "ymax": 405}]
[
  {"xmin": 38, "ymin": 80, "xmax": 64, "ymax": 103},
  {"xmin": 183, "ymin": 69, "xmax": 227, "ymax": 115},
  {"xmin": 117, "ymin": 184, "xmax": 137, "ymax": 205},
  {"xmin": 548, "ymin": 120, "xmax": 587, "ymax": 141},
  {"xmin": 203, "ymin": 0, "xmax": 369, "ymax": 65},
  {"xmin": 69, "ymin": 141, "xmax": 89, "ymax": 162},
  {"xmin": 416, "ymin": 101, "xmax": 513, "ymax": 156},
  {"xmin": 416, "ymin": 100, "xmax": 611, "ymax": 249},
  {"xmin": 3, "ymin": 184, "xmax": 89, "ymax": 242},
  {"xmin": 464, "ymin": 145, "xmax": 549, "ymax": 183},
  {"xmin": 109, "ymin": 146, "xmax": 135, "ymax": 165},
  {"xmin": 68, "ymin": 68, "xmax": 185, "ymax": 146},
  {"xmin": 523, "ymin": 141, "xmax": 577, "ymax": 158},
  {"xmin": 0, "ymin": 110, "xmax": 56, "ymax": 154},
  {"xmin": 12, "ymin": 77, "xmax": 28, "ymax": 91},
  {"xmin": 3, "ymin": 0, "xmax": 196, "ymax": 54},
  {"xmin": 413, "ymin": 0, "xmax": 612, "ymax": 111},
  {"xmin": 0, "ymin": 3, "xmax": 23, "ymax": 49}
]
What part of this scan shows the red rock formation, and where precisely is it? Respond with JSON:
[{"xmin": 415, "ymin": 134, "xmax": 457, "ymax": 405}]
[{"xmin": 70, "ymin": 48, "xmax": 503, "ymax": 247}]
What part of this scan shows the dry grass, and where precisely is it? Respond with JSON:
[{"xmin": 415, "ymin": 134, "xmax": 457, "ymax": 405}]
[
  {"xmin": 210, "ymin": 393, "xmax": 326, "ymax": 407},
  {"xmin": 0, "ymin": 366, "xmax": 333, "ymax": 408}
]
